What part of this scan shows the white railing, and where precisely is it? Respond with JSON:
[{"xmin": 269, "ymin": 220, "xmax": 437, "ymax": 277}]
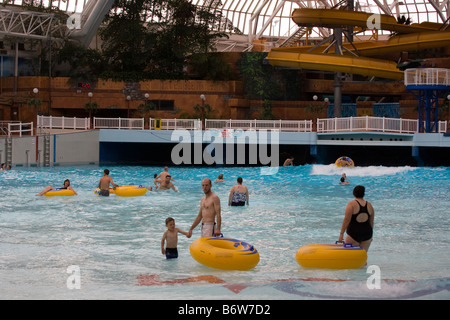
[
  {"xmin": 37, "ymin": 115, "xmax": 90, "ymax": 130},
  {"xmin": 1, "ymin": 121, "xmax": 20, "ymax": 136},
  {"xmin": 439, "ymin": 121, "xmax": 448, "ymax": 133},
  {"xmin": 8, "ymin": 122, "xmax": 33, "ymax": 136},
  {"xmin": 404, "ymin": 68, "xmax": 450, "ymax": 86},
  {"xmin": 317, "ymin": 116, "xmax": 448, "ymax": 134},
  {"xmin": 149, "ymin": 118, "xmax": 202, "ymax": 130},
  {"xmin": 30, "ymin": 116, "xmax": 448, "ymax": 134},
  {"xmin": 93, "ymin": 117, "xmax": 145, "ymax": 130},
  {"xmin": 205, "ymin": 119, "xmax": 313, "ymax": 132}
]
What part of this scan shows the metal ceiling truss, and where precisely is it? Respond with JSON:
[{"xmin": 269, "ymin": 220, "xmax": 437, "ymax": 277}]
[
  {"xmin": 0, "ymin": 8, "xmax": 65, "ymax": 41},
  {"xmin": 2, "ymin": 0, "xmax": 450, "ymax": 51}
]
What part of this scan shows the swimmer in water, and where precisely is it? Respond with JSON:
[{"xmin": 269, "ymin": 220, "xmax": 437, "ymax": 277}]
[
  {"xmin": 155, "ymin": 175, "xmax": 178, "ymax": 192},
  {"xmin": 215, "ymin": 174, "xmax": 225, "ymax": 182},
  {"xmin": 339, "ymin": 185, "xmax": 375, "ymax": 252},
  {"xmin": 156, "ymin": 166, "xmax": 174, "ymax": 182},
  {"xmin": 283, "ymin": 157, "xmax": 294, "ymax": 167},
  {"xmin": 36, "ymin": 179, "xmax": 78, "ymax": 196},
  {"xmin": 339, "ymin": 173, "xmax": 349, "ymax": 185},
  {"xmin": 228, "ymin": 177, "xmax": 249, "ymax": 206},
  {"xmin": 98, "ymin": 169, "xmax": 119, "ymax": 196}
]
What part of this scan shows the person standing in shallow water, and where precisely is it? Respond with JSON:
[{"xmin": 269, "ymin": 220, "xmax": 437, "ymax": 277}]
[
  {"xmin": 98, "ymin": 169, "xmax": 119, "ymax": 196},
  {"xmin": 228, "ymin": 177, "xmax": 249, "ymax": 206},
  {"xmin": 339, "ymin": 185, "xmax": 374, "ymax": 252},
  {"xmin": 188, "ymin": 178, "xmax": 221, "ymax": 238}
]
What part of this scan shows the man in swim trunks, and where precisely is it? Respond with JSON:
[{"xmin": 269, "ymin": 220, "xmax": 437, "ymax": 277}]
[
  {"xmin": 338, "ymin": 185, "xmax": 375, "ymax": 251},
  {"xmin": 188, "ymin": 178, "xmax": 221, "ymax": 238},
  {"xmin": 228, "ymin": 177, "xmax": 249, "ymax": 206},
  {"xmin": 98, "ymin": 169, "xmax": 119, "ymax": 196}
]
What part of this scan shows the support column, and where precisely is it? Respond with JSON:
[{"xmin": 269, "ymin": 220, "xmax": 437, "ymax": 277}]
[{"xmin": 333, "ymin": 28, "xmax": 343, "ymax": 118}]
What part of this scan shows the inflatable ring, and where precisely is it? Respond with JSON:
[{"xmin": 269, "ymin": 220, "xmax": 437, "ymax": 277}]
[
  {"xmin": 335, "ymin": 156, "xmax": 355, "ymax": 167},
  {"xmin": 296, "ymin": 242, "xmax": 367, "ymax": 269},
  {"xmin": 44, "ymin": 189, "xmax": 75, "ymax": 197},
  {"xmin": 114, "ymin": 185, "xmax": 147, "ymax": 197},
  {"xmin": 190, "ymin": 236, "xmax": 260, "ymax": 271},
  {"xmin": 94, "ymin": 187, "xmax": 115, "ymax": 195}
]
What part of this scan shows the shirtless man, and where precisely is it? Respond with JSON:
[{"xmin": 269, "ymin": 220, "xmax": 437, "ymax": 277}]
[
  {"xmin": 98, "ymin": 169, "xmax": 119, "ymax": 196},
  {"xmin": 188, "ymin": 178, "xmax": 221, "ymax": 238},
  {"xmin": 156, "ymin": 166, "xmax": 174, "ymax": 182},
  {"xmin": 155, "ymin": 175, "xmax": 178, "ymax": 192},
  {"xmin": 283, "ymin": 157, "xmax": 294, "ymax": 167}
]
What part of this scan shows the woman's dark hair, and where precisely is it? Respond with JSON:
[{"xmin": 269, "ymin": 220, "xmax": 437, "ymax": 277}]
[
  {"xmin": 64, "ymin": 179, "xmax": 70, "ymax": 186},
  {"xmin": 237, "ymin": 177, "xmax": 243, "ymax": 184},
  {"xmin": 353, "ymin": 185, "xmax": 365, "ymax": 198}
]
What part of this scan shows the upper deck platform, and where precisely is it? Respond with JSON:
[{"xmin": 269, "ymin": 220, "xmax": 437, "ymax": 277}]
[{"xmin": 405, "ymin": 68, "xmax": 450, "ymax": 90}]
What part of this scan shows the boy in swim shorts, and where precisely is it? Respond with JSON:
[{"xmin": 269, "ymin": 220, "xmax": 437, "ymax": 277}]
[{"xmin": 161, "ymin": 217, "xmax": 190, "ymax": 259}]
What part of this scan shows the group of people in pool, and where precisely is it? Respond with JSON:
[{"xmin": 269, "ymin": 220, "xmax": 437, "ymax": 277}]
[
  {"xmin": 35, "ymin": 164, "xmax": 374, "ymax": 259},
  {"xmin": 160, "ymin": 167, "xmax": 373, "ymax": 260}
]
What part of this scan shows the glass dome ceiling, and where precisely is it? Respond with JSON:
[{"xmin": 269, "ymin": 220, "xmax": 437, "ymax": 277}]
[{"xmin": 4, "ymin": 0, "xmax": 450, "ymax": 50}]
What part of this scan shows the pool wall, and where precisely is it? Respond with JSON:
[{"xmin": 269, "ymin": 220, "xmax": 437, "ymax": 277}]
[
  {"xmin": 1, "ymin": 130, "xmax": 450, "ymax": 166},
  {"xmin": 0, "ymin": 130, "xmax": 99, "ymax": 167}
]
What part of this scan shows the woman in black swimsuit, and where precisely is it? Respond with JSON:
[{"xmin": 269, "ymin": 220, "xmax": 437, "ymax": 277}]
[{"xmin": 338, "ymin": 185, "xmax": 374, "ymax": 251}]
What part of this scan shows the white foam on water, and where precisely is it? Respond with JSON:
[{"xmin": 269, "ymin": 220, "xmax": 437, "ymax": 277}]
[{"xmin": 311, "ymin": 164, "xmax": 417, "ymax": 177}]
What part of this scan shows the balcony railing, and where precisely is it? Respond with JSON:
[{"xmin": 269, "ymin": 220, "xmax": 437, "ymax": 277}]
[
  {"xmin": 205, "ymin": 119, "xmax": 313, "ymax": 132},
  {"xmin": 93, "ymin": 117, "xmax": 145, "ymax": 130},
  {"xmin": 7, "ymin": 122, "xmax": 34, "ymax": 136},
  {"xmin": 317, "ymin": 116, "xmax": 447, "ymax": 134},
  {"xmin": 37, "ymin": 115, "xmax": 90, "ymax": 130},
  {"xmin": 34, "ymin": 115, "xmax": 448, "ymax": 134},
  {"xmin": 149, "ymin": 118, "xmax": 202, "ymax": 130}
]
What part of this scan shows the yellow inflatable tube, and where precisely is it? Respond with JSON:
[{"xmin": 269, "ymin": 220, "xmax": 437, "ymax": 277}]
[
  {"xmin": 190, "ymin": 237, "xmax": 260, "ymax": 271},
  {"xmin": 94, "ymin": 187, "xmax": 115, "ymax": 195},
  {"xmin": 94, "ymin": 185, "xmax": 147, "ymax": 197},
  {"xmin": 335, "ymin": 156, "xmax": 355, "ymax": 167},
  {"xmin": 296, "ymin": 242, "xmax": 367, "ymax": 269},
  {"xmin": 115, "ymin": 185, "xmax": 147, "ymax": 197},
  {"xmin": 44, "ymin": 189, "xmax": 75, "ymax": 196}
]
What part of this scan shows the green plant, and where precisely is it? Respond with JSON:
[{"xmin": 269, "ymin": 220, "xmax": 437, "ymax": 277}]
[
  {"xmin": 27, "ymin": 98, "xmax": 42, "ymax": 108},
  {"xmin": 193, "ymin": 103, "xmax": 216, "ymax": 120},
  {"xmin": 305, "ymin": 104, "xmax": 326, "ymax": 114},
  {"xmin": 84, "ymin": 101, "xmax": 98, "ymax": 123},
  {"xmin": 258, "ymin": 100, "xmax": 277, "ymax": 120},
  {"xmin": 137, "ymin": 101, "xmax": 156, "ymax": 117}
]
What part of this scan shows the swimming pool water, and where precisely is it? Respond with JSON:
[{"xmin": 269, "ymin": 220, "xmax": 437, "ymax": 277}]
[{"xmin": 0, "ymin": 164, "xmax": 449, "ymax": 299}]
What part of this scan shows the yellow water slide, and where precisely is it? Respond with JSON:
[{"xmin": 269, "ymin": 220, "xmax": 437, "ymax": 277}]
[{"xmin": 266, "ymin": 9, "xmax": 450, "ymax": 80}]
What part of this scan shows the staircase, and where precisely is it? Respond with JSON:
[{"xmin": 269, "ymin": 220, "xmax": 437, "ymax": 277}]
[{"xmin": 279, "ymin": 27, "xmax": 308, "ymax": 47}]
